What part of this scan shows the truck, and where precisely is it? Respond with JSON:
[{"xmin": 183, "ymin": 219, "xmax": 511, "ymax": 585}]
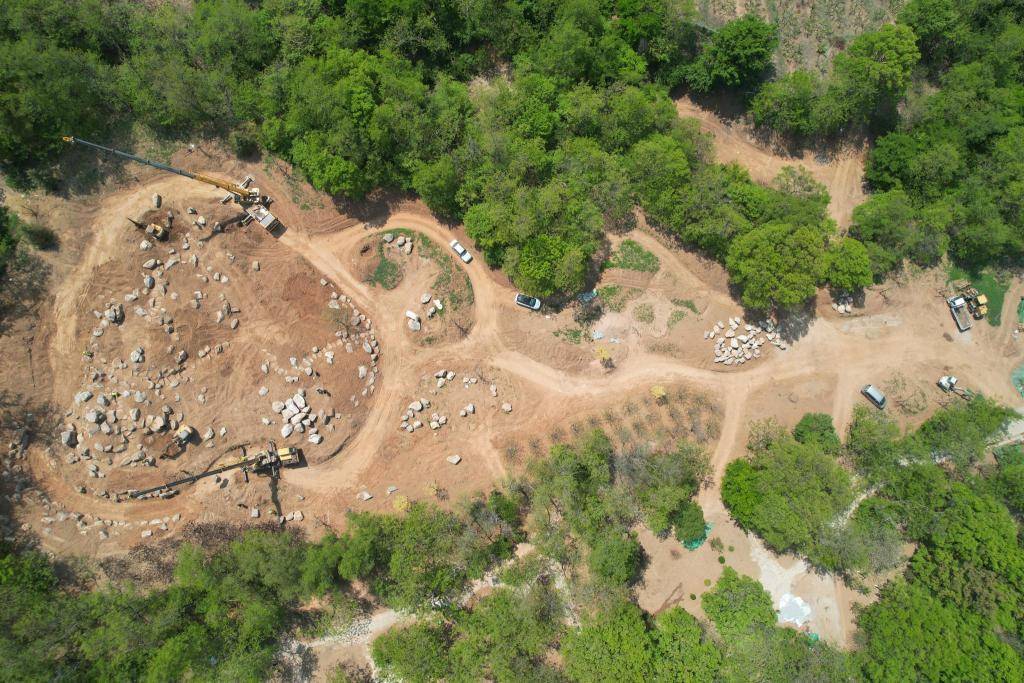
[{"xmin": 947, "ymin": 295, "xmax": 973, "ymax": 332}]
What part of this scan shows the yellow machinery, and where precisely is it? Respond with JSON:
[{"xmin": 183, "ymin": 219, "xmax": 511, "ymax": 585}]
[
  {"xmin": 130, "ymin": 441, "xmax": 301, "ymax": 499},
  {"xmin": 62, "ymin": 136, "xmax": 279, "ymax": 231},
  {"xmin": 960, "ymin": 285, "xmax": 989, "ymax": 320},
  {"xmin": 127, "ymin": 217, "xmax": 168, "ymax": 241}
]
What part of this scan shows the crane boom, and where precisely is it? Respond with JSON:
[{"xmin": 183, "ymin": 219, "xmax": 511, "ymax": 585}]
[
  {"xmin": 62, "ymin": 135, "xmax": 281, "ymax": 232},
  {"xmin": 63, "ymin": 136, "xmax": 254, "ymax": 203}
]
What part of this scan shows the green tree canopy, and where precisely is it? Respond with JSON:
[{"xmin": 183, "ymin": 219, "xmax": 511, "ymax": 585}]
[
  {"xmin": 725, "ymin": 222, "xmax": 828, "ymax": 310},
  {"xmin": 685, "ymin": 16, "xmax": 778, "ymax": 92}
]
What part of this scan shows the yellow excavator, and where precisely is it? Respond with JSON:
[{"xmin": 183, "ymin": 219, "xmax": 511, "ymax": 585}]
[{"xmin": 62, "ymin": 136, "xmax": 279, "ymax": 231}]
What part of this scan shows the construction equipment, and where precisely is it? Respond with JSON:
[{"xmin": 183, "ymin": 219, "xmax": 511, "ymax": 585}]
[
  {"xmin": 960, "ymin": 285, "xmax": 989, "ymax": 320},
  {"xmin": 173, "ymin": 425, "xmax": 196, "ymax": 448},
  {"xmin": 128, "ymin": 442, "xmax": 300, "ymax": 499},
  {"xmin": 62, "ymin": 136, "xmax": 280, "ymax": 232},
  {"xmin": 938, "ymin": 375, "xmax": 975, "ymax": 399},
  {"xmin": 947, "ymin": 294, "xmax": 973, "ymax": 332},
  {"xmin": 127, "ymin": 217, "xmax": 168, "ymax": 241}
]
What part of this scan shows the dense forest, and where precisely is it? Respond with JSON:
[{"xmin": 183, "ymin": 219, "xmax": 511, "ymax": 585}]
[
  {"xmin": 0, "ymin": 0, "xmax": 882, "ymax": 305},
  {"xmin": 3, "ymin": 1, "xmax": 1023, "ymax": 302}
]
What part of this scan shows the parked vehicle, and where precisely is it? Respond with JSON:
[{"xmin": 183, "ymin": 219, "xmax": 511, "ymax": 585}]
[
  {"xmin": 449, "ymin": 239, "xmax": 473, "ymax": 263},
  {"xmin": 861, "ymin": 384, "xmax": 887, "ymax": 409},
  {"xmin": 515, "ymin": 293, "xmax": 542, "ymax": 310}
]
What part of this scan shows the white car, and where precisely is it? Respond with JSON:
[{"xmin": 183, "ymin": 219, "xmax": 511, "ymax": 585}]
[
  {"xmin": 514, "ymin": 293, "xmax": 542, "ymax": 311},
  {"xmin": 449, "ymin": 239, "xmax": 473, "ymax": 263}
]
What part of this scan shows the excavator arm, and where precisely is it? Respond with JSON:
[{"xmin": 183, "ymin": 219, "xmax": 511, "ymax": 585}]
[{"xmin": 62, "ymin": 136, "xmax": 252, "ymax": 201}]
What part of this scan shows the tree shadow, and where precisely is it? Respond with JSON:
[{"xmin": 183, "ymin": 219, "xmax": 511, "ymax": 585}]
[{"xmin": 0, "ymin": 247, "xmax": 51, "ymax": 337}]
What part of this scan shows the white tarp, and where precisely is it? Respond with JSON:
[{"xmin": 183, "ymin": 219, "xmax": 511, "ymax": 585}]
[{"xmin": 778, "ymin": 593, "xmax": 811, "ymax": 627}]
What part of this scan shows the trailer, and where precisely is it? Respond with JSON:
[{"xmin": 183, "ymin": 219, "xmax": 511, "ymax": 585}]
[{"xmin": 947, "ymin": 295, "xmax": 973, "ymax": 332}]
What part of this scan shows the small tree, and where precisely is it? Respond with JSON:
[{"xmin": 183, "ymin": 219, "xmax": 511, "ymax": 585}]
[
  {"xmin": 595, "ymin": 346, "xmax": 614, "ymax": 369},
  {"xmin": 651, "ymin": 385, "xmax": 668, "ymax": 404}
]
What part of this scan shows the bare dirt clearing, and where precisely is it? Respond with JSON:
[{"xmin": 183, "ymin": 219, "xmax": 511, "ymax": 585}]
[{"xmin": 4, "ymin": 129, "xmax": 1022, "ymax": 664}]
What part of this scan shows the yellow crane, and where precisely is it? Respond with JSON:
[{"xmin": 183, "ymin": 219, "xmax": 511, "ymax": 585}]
[{"xmin": 62, "ymin": 136, "xmax": 279, "ymax": 231}]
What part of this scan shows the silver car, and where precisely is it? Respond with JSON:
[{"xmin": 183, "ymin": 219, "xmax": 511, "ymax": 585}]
[
  {"xmin": 449, "ymin": 239, "xmax": 473, "ymax": 263},
  {"xmin": 515, "ymin": 293, "xmax": 542, "ymax": 311}
]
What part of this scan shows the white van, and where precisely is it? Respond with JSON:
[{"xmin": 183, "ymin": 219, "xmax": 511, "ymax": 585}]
[{"xmin": 861, "ymin": 385, "xmax": 886, "ymax": 409}]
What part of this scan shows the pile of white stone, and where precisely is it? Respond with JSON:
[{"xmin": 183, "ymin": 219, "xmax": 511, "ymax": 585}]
[
  {"xmin": 406, "ymin": 291, "xmax": 444, "ymax": 332},
  {"xmin": 271, "ymin": 390, "xmax": 324, "ymax": 444},
  {"xmin": 705, "ymin": 316, "xmax": 786, "ymax": 366},
  {"xmin": 832, "ymin": 295, "xmax": 855, "ymax": 315},
  {"xmin": 399, "ymin": 397, "xmax": 449, "ymax": 433}
]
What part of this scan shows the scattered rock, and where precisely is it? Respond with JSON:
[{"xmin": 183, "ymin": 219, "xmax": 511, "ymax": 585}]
[
  {"xmin": 501, "ymin": 402, "xmax": 512, "ymax": 413},
  {"xmin": 446, "ymin": 455, "xmax": 462, "ymax": 465}
]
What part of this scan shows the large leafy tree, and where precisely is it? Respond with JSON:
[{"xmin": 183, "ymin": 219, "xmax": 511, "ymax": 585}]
[
  {"xmin": 685, "ymin": 15, "xmax": 778, "ymax": 92},
  {"xmin": 725, "ymin": 222, "xmax": 827, "ymax": 310},
  {"xmin": 722, "ymin": 433, "xmax": 854, "ymax": 559}
]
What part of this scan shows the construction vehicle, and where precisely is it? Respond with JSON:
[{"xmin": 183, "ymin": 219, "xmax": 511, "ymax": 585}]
[
  {"xmin": 960, "ymin": 285, "xmax": 989, "ymax": 320},
  {"xmin": 947, "ymin": 294, "xmax": 973, "ymax": 332},
  {"xmin": 173, "ymin": 425, "xmax": 196, "ymax": 448},
  {"xmin": 128, "ymin": 441, "xmax": 301, "ymax": 499},
  {"xmin": 62, "ymin": 136, "xmax": 280, "ymax": 232},
  {"xmin": 938, "ymin": 375, "xmax": 975, "ymax": 399},
  {"xmin": 127, "ymin": 217, "xmax": 168, "ymax": 241}
]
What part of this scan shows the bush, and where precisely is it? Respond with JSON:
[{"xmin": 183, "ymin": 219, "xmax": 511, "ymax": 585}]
[
  {"xmin": 792, "ymin": 413, "xmax": 841, "ymax": 455},
  {"xmin": 670, "ymin": 501, "xmax": 706, "ymax": 544},
  {"xmin": 588, "ymin": 531, "xmax": 643, "ymax": 585}
]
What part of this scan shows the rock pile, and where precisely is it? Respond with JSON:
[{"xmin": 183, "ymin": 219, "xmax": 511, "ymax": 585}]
[
  {"xmin": 382, "ymin": 232, "xmax": 415, "ymax": 256},
  {"xmin": 704, "ymin": 316, "xmax": 786, "ymax": 366},
  {"xmin": 832, "ymin": 295, "xmax": 855, "ymax": 315}
]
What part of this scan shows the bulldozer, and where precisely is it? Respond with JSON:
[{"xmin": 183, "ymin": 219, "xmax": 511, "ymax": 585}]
[
  {"xmin": 63, "ymin": 136, "xmax": 280, "ymax": 232},
  {"xmin": 127, "ymin": 217, "xmax": 168, "ymax": 241},
  {"xmin": 960, "ymin": 285, "xmax": 988, "ymax": 320}
]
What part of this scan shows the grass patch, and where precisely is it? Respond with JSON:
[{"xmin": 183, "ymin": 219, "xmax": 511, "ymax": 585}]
[
  {"xmin": 605, "ymin": 239, "xmax": 660, "ymax": 273},
  {"xmin": 554, "ymin": 327, "xmax": 585, "ymax": 344},
  {"xmin": 409, "ymin": 229, "xmax": 474, "ymax": 312},
  {"xmin": 668, "ymin": 310, "xmax": 687, "ymax": 328},
  {"xmin": 672, "ymin": 298, "xmax": 699, "ymax": 315},
  {"xmin": 632, "ymin": 302, "xmax": 655, "ymax": 324},
  {"xmin": 947, "ymin": 265, "xmax": 1009, "ymax": 326},
  {"xmin": 366, "ymin": 242, "xmax": 402, "ymax": 289},
  {"xmin": 597, "ymin": 284, "xmax": 642, "ymax": 312}
]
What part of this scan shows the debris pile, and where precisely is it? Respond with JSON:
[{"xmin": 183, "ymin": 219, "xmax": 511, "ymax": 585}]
[{"xmin": 704, "ymin": 317, "xmax": 786, "ymax": 366}]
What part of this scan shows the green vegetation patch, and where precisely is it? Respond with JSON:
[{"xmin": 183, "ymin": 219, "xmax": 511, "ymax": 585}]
[
  {"xmin": 598, "ymin": 285, "xmax": 643, "ymax": 313},
  {"xmin": 553, "ymin": 327, "xmax": 585, "ymax": 344},
  {"xmin": 367, "ymin": 242, "xmax": 402, "ymax": 289},
  {"xmin": 947, "ymin": 265, "xmax": 1008, "ymax": 326},
  {"xmin": 632, "ymin": 302, "xmax": 655, "ymax": 324},
  {"xmin": 605, "ymin": 239, "xmax": 660, "ymax": 273}
]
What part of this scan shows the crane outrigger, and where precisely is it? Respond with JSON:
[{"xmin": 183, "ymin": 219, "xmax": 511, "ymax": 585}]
[{"xmin": 62, "ymin": 136, "xmax": 280, "ymax": 231}]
